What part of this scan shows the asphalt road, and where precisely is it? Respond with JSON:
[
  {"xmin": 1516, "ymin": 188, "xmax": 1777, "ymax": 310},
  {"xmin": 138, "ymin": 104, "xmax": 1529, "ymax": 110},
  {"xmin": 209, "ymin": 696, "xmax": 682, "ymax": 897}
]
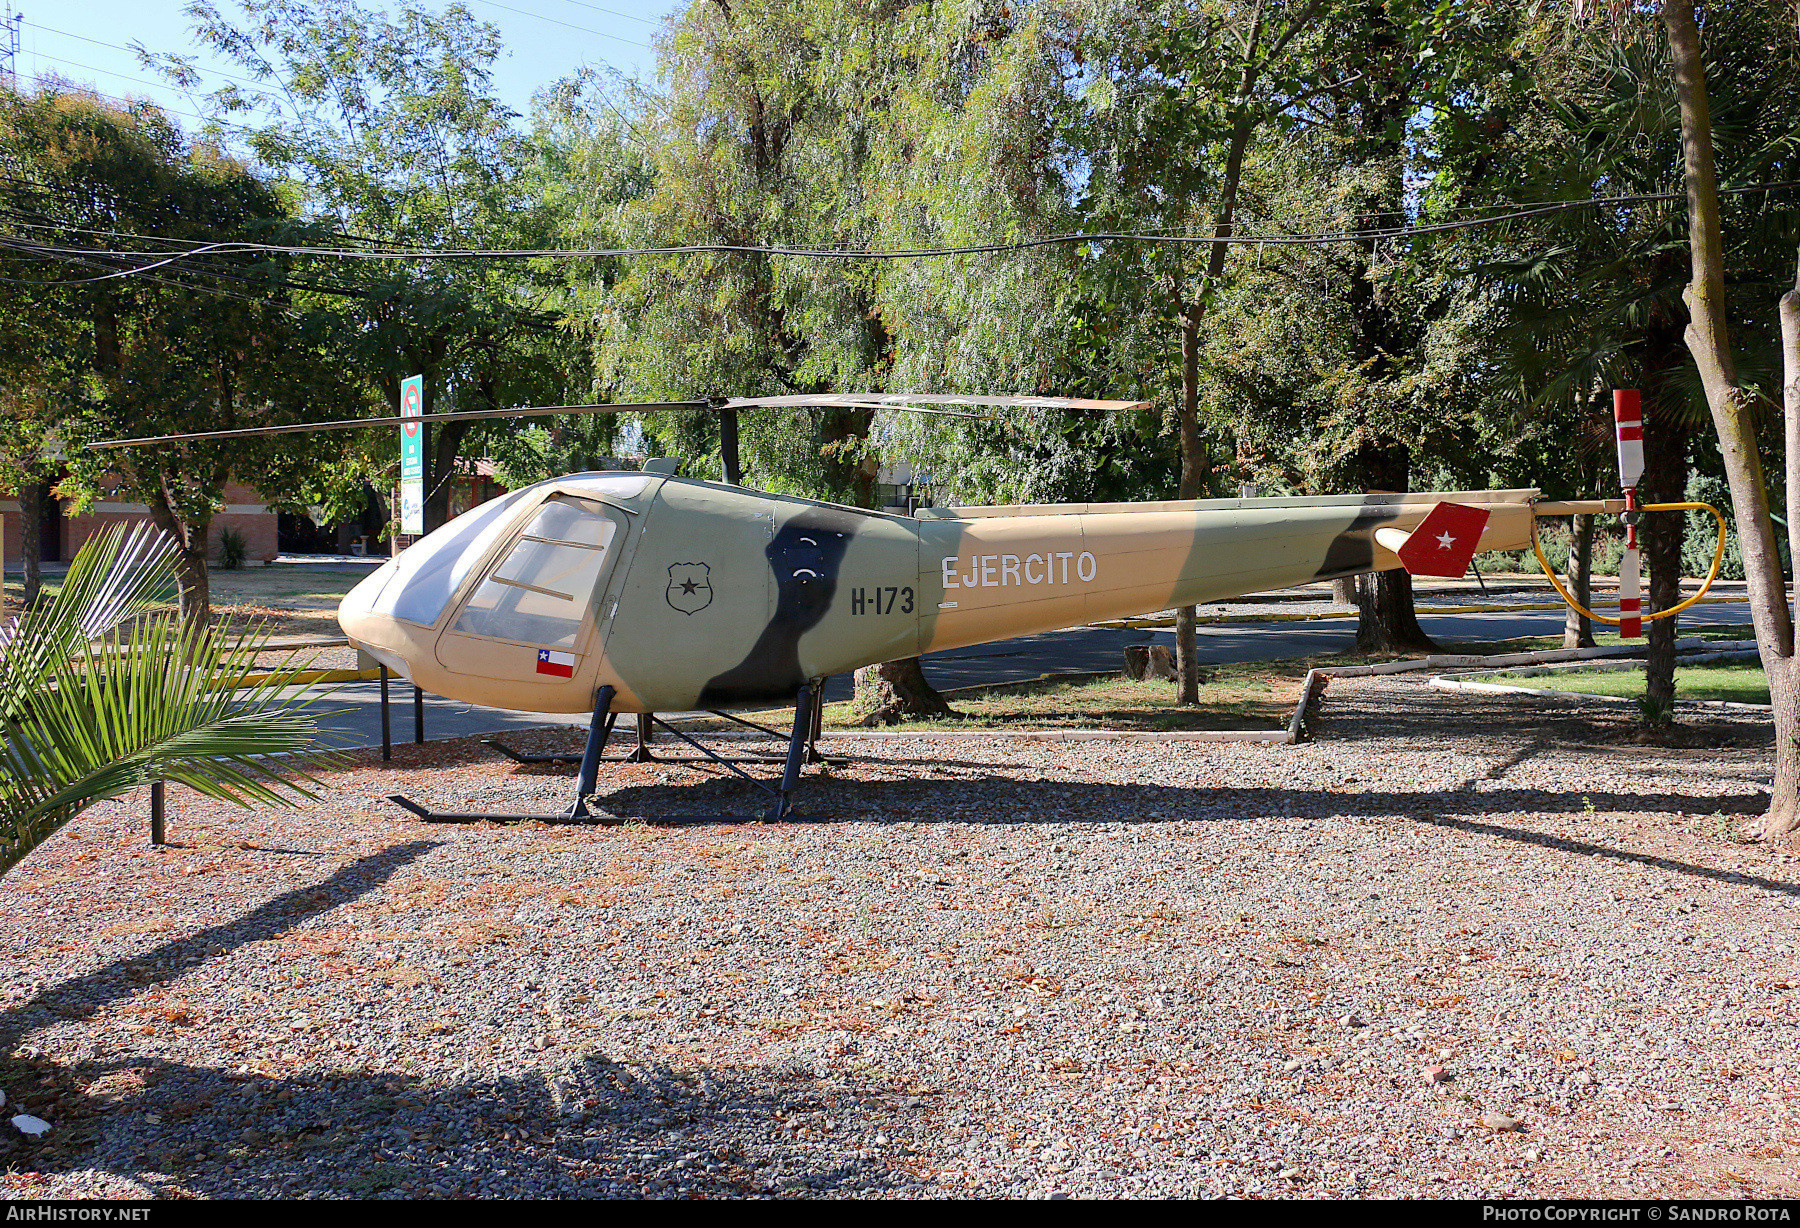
[{"xmin": 308, "ymin": 597, "xmax": 1760, "ymax": 750}]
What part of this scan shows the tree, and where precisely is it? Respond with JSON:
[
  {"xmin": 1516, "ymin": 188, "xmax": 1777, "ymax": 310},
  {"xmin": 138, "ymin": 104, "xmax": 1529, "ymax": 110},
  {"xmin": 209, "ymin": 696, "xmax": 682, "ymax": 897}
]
[
  {"xmin": 0, "ymin": 401, "xmax": 63, "ymax": 611},
  {"xmin": 0, "ymin": 525, "xmax": 335, "ymax": 876},
  {"xmin": 583, "ymin": 0, "xmax": 1035, "ymax": 721},
  {"xmin": 1452, "ymin": 27, "xmax": 1706, "ymax": 717},
  {"xmin": 1055, "ymin": 0, "xmax": 1342, "ymax": 687},
  {"xmin": 1656, "ymin": 0, "xmax": 1800, "ymax": 841},
  {"xmin": 0, "ymin": 86, "xmax": 352, "ymax": 628},
  {"xmin": 167, "ymin": 0, "xmax": 582, "ymax": 535}
]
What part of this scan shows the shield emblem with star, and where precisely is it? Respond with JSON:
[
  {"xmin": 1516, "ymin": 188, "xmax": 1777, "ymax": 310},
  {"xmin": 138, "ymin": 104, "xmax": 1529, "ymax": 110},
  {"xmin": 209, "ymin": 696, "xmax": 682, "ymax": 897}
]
[{"xmin": 666, "ymin": 563, "xmax": 714, "ymax": 614}]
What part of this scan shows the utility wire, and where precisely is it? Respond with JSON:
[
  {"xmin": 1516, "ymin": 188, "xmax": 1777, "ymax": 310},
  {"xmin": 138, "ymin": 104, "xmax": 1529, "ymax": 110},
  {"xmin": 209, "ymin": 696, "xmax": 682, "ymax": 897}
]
[
  {"xmin": 22, "ymin": 19, "xmax": 271, "ymax": 92},
  {"xmin": 465, "ymin": 0, "xmax": 653, "ymax": 50},
  {"xmin": 2, "ymin": 180, "xmax": 1798, "ymax": 282},
  {"xmin": 557, "ymin": 0, "xmax": 662, "ymax": 27},
  {"xmin": 16, "ymin": 51, "xmax": 284, "ymax": 141}
]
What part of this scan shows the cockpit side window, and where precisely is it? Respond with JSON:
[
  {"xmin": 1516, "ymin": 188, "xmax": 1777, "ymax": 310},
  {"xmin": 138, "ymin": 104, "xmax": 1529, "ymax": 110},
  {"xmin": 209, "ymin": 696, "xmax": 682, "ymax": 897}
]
[{"xmin": 450, "ymin": 497, "xmax": 619, "ymax": 649}]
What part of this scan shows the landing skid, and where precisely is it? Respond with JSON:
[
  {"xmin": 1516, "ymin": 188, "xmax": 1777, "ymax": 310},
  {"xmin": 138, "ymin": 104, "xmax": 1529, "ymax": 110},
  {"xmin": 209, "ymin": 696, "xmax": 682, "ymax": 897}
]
[{"xmin": 387, "ymin": 682, "xmax": 829, "ymax": 825}]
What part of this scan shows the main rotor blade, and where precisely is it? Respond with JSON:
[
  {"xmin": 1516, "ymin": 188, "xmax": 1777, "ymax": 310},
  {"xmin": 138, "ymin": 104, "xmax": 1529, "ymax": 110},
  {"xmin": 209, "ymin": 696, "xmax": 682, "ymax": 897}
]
[
  {"xmin": 89, "ymin": 391, "xmax": 1151, "ymax": 450},
  {"xmin": 89, "ymin": 401, "xmax": 709, "ymax": 449},
  {"xmin": 721, "ymin": 393, "xmax": 1152, "ymax": 413}
]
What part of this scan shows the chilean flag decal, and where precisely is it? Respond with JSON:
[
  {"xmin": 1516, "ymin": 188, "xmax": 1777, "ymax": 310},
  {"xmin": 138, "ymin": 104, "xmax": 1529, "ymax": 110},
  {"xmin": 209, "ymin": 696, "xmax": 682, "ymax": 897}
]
[{"xmin": 536, "ymin": 649, "xmax": 576, "ymax": 678}]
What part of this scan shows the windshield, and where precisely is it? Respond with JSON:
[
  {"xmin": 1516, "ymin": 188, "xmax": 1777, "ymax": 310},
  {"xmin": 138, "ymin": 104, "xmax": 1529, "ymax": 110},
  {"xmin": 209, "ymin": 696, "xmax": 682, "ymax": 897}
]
[{"xmin": 451, "ymin": 496, "xmax": 619, "ymax": 648}]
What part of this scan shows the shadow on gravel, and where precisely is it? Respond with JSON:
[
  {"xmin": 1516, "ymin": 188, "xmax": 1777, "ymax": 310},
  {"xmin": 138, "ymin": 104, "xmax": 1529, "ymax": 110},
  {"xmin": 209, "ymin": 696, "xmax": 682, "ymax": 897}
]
[
  {"xmin": 1382, "ymin": 809, "xmax": 1800, "ymax": 897},
  {"xmin": 0, "ymin": 840, "xmax": 440, "ymax": 1052},
  {"xmin": 0, "ymin": 1047, "xmax": 929, "ymax": 1198},
  {"xmin": 562, "ymin": 774, "xmax": 1800, "ymax": 899}
]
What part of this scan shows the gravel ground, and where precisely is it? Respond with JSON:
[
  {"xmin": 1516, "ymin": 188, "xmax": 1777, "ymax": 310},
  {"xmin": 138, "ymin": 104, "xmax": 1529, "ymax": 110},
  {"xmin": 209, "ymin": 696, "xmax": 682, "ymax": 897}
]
[{"xmin": 0, "ymin": 676, "xmax": 1795, "ymax": 1200}]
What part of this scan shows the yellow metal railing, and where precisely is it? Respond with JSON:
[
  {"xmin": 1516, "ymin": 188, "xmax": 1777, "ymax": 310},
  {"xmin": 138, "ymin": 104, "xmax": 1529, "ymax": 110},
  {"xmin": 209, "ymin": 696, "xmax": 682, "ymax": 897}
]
[{"xmin": 1530, "ymin": 501, "xmax": 1728, "ymax": 626}]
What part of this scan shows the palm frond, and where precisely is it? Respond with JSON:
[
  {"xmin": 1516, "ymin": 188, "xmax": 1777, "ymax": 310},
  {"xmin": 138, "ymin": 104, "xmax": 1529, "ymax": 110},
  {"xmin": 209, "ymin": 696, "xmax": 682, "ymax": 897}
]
[{"xmin": 0, "ymin": 526, "xmax": 341, "ymax": 877}]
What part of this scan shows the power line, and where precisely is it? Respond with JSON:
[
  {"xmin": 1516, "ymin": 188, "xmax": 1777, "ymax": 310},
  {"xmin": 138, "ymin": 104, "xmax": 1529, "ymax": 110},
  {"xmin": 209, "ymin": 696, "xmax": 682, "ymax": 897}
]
[
  {"xmin": 464, "ymin": 0, "xmax": 653, "ymax": 50},
  {"xmin": 557, "ymin": 0, "xmax": 663, "ymax": 27},
  {"xmin": 17, "ymin": 49, "xmax": 256, "ymax": 133},
  {"xmin": 21, "ymin": 19, "xmax": 270, "ymax": 92},
  {"xmin": 3, "ymin": 180, "xmax": 1795, "ymax": 286}
]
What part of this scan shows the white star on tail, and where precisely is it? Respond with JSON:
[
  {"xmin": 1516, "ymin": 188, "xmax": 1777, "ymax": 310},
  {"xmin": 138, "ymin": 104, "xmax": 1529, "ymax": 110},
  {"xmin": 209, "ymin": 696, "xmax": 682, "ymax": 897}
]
[{"xmin": 1436, "ymin": 531, "xmax": 1458, "ymax": 550}]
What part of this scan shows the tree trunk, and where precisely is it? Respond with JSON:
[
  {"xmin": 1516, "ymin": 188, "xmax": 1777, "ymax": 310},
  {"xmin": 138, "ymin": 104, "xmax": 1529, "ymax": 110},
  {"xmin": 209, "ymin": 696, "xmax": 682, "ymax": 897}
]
[
  {"xmin": 1354, "ymin": 569, "xmax": 1435, "ymax": 654},
  {"xmin": 1563, "ymin": 513, "xmax": 1595, "ymax": 649},
  {"xmin": 17, "ymin": 482, "xmax": 44, "ymax": 609},
  {"xmin": 424, "ymin": 419, "xmax": 472, "ymax": 535},
  {"xmin": 851, "ymin": 494, "xmax": 956, "ymax": 725},
  {"xmin": 1332, "ymin": 576, "xmax": 1356, "ymax": 606},
  {"xmin": 174, "ymin": 531, "xmax": 212, "ymax": 632},
  {"xmin": 1176, "ymin": 296, "xmax": 1204, "ymax": 704},
  {"xmin": 854, "ymin": 658, "xmax": 958, "ymax": 726},
  {"xmin": 1352, "ymin": 438, "xmax": 1435, "ymax": 653},
  {"xmin": 1664, "ymin": 0, "xmax": 1798, "ymax": 842},
  {"xmin": 1638, "ymin": 403, "xmax": 1689, "ymax": 727},
  {"xmin": 1767, "ymin": 260, "xmax": 1800, "ymax": 841},
  {"xmin": 144, "ymin": 489, "xmax": 211, "ymax": 635},
  {"xmin": 1172, "ymin": 51, "xmax": 1261, "ymax": 707}
]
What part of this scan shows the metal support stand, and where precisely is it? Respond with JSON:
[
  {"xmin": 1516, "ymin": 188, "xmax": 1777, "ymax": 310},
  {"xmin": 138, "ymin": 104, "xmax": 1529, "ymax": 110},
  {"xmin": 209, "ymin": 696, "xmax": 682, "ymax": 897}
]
[
  {"xmin": 150, "ymin": 779, "xmax": 165, "ymax": 846},
  {"xmin": 769, "ymin": 682, "xmax": 815, "ymax": 822},
  {"xmin": 379, "ymin": 666, "xmax": 391, "ymax": 762},
  {"xmin": 483, "ymin": 692, "xmax": 841, "ymax": 768},
  {"xmin": 807, "ymin": 675, "xmax": 827, "ymax": 762},
  {"xmin": 413, "ymin": 685, "xmax": 424, "ymax": 744},
  {"xmin": 566, "ymin": 684, "xmax": 617, "ymax": 819}
]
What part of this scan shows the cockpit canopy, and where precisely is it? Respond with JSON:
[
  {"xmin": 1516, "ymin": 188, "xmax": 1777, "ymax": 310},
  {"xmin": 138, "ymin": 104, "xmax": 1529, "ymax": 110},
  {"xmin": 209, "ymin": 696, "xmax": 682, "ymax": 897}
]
[{"xmin": 343, "ymin": 473, "xmax": 650, "ymax": 643}]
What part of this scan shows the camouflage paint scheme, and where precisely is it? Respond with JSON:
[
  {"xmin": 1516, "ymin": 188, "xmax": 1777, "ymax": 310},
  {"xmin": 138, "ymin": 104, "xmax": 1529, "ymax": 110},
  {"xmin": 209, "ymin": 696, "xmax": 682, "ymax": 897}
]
[{"xmin": 338, "ymin": 473, "xmax": 1547, "ymax": 714}]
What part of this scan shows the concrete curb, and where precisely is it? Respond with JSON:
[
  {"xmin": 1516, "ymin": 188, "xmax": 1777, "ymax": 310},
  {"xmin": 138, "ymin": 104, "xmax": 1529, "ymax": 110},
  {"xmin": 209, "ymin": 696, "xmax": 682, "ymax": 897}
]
[
  {"xmin": 225, "ymin": 666, "xmax": 383, "ymax": 688},
  {"xmin": 1423, "ymin": 642, "xmax": 1769, "ymax": 711}
]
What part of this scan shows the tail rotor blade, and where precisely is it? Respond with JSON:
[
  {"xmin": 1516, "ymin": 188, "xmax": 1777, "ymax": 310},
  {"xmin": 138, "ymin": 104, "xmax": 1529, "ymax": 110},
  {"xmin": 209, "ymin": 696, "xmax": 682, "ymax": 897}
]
[
  {"xmin": 1618, "ymin": 542, "xmax": 1643, "ymax": 638},
  {"xmin": 1614, "ymin": 389, "xmax": 1644, "ymax": 491}
]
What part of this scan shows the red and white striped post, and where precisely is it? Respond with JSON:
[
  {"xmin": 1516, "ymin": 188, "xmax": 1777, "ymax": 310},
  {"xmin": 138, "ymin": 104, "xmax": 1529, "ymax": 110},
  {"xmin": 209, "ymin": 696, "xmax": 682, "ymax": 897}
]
[{"xmin": 1614, "ymin": 389, "xmax": 1644, "ymax": 638}]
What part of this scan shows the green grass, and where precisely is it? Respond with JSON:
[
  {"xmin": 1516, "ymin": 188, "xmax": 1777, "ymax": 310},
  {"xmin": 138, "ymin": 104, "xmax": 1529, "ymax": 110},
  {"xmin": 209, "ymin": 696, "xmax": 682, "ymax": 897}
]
[
  {"xmin": 671, "ymin": 627, "xmax": 1765, "ymax": 735},
  {"xmin": 5, "ymin": 563, "xmax": 372, "ymax": 638},
  {"xmin": 1470, "ymin": 623, "xmax": 1755, "ymax": 656},
  {"xmin": 831, "ymin": 671, "xmax": 1300, "ymax": 732},
  {"xmin": 1481, "ymin": 659, "xmax": 1768, "ymax": 705}
]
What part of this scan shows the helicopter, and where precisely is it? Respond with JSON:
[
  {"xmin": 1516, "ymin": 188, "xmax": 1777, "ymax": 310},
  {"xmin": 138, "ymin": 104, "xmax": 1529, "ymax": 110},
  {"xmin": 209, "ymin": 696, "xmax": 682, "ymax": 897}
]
[{"xmin": 94, "ymin": 390, "xmax": 1718, "ymax": 824}]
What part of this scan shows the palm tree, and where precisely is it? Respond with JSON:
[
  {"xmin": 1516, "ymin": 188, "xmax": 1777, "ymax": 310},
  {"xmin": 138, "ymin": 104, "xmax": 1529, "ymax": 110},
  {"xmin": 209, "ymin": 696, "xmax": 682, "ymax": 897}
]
[{"xmin": 0, "ymin": 523, "xmax": 339, "ymax": 876}]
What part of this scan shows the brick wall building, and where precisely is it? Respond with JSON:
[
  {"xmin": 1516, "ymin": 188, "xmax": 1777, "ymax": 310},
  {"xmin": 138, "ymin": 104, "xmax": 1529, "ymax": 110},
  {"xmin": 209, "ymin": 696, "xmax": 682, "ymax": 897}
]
[{"xmin": 1, "ymin": 478, "xmax": 278, "ymax": 566}]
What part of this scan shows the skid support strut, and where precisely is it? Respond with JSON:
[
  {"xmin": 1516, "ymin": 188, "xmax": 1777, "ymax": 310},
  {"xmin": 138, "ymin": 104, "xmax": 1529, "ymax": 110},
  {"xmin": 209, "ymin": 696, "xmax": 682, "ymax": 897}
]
[
  {"xmin": 567, "ymin": 684, "xmax": 618, "ymax": 819},
  {"xmin": 387, "ymin": 685, "xmax": 618, "ymax": 824},
  {"xmin": 770, "ymin": 680, "xmax": 816, "ymax": 822},
  {"xmin": 387, "ymin": 681, "xmax": 829, "ymax": 824},
  {"xmin": 481, "ymin": 676, "xmax": 843, "ymax": 768}
]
